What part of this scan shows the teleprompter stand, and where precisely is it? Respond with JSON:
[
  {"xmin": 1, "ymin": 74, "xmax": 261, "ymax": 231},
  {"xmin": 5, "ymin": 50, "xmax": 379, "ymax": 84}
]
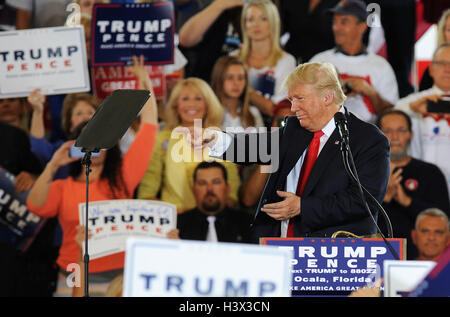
[{"xmin": 75, "ymin": 89, "xmax": 151, "ymax": 297}]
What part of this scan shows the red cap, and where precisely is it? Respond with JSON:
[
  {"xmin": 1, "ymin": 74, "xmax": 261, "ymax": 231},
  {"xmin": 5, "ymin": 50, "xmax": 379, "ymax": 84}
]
[{"xmin": 272, "ymin": 99, "xmax": 291, "ymax": 116}]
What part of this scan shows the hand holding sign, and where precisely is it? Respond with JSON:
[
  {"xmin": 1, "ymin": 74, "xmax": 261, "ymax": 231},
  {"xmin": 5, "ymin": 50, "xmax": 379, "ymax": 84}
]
[
  {"xmin": 78, "ymin": 199, "xmax": 177, "ymax": 260},
  {"xmin": 27, "ymin": 88, "xmax": 46, "ymax": 113},
  {"xmin": 127, "ymin": 55, "xmax": 153, "ymax": 92},
  {"xmin": 14, "ymin": 171, "xmax": 37, "ymax": 193}
]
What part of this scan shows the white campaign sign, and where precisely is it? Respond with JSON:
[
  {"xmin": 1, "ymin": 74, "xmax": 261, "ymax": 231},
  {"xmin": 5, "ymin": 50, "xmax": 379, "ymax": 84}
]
[
  {"xmin": 123, "ymin": 238, "xmax": 293, "ymax": 297},
  {"xmin": 78, "ymin": 199, "xmax": 176, "ymax": 260},
  {"xmin": 0, "ymin": 26, "xmax": 90, "ymax": 98},
  {"xmin": 383, "ymin": 260, "xmax": 436, "ymax": 297}
]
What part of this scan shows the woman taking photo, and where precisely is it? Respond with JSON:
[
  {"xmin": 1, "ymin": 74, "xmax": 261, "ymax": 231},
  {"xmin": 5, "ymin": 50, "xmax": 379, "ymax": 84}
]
[{"xmin": 26, "ymin": 56, "xmax": 158, "ymax": 295}]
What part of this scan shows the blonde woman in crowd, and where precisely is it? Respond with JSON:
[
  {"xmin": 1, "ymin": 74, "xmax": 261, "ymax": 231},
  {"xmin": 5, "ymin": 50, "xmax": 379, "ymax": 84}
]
[
  {"xmin": 137, "ymin": 78, "xmax": 241, "ymax": 213},
  {"xmin": 232, "ymin": 0, "xmax": 296, "ymax": 116}
]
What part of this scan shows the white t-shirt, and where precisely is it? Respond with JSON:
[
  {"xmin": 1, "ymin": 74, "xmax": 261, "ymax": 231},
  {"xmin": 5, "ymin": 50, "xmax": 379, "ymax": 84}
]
[
  {"xmin": 310, "ymin": 48, "xmax": 399, "ymax": 123},
  {"xmin": 230, "ymin": 50, "xmax": 297, "ymax": 103},
  {"xmin": 395, "ymin": 86, "xmax": 450, "ymax": 198},
  {"xmin": 165, "ymin": 46, "xmax": 187, "ymax": 75},
  {"xmin": 7, "ymin": 0, "xmax": 72, "ymax": 28}
]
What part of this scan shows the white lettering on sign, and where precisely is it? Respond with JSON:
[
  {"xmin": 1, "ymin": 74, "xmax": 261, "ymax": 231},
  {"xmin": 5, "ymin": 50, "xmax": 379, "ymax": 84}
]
[{"xmin": 97, "ymin": 19, "xmax": 172, "ymax": 44}]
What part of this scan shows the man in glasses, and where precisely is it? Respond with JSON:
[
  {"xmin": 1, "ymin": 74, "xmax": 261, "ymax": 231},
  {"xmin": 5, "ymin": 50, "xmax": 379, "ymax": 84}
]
[
  {"xmin": 396, "ymin": 43, "xmax": 450, "ymax": 201},
  {"xmin": 376, "ymin": 109, "xmax": 450, "ymax": 259}
]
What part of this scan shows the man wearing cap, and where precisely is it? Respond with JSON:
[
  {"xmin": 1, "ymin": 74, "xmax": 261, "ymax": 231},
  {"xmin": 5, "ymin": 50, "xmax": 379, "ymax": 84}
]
[
  {"xmin": 310, "ymin": 0, "xmax": 398, "ymax": 123},
  {"xmin": 182, "ymin": 61, "xmax": 390, "ymax": 242}
]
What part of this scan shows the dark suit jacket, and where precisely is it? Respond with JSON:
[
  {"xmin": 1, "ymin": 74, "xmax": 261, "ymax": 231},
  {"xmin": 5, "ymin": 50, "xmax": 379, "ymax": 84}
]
[
  {"xmin": 177, "ymin": 207, "xmax": 253, "ymax": 243},
  {"xmin": 221, "ymin": 109, "xmax": 390, "ymax": 242}
]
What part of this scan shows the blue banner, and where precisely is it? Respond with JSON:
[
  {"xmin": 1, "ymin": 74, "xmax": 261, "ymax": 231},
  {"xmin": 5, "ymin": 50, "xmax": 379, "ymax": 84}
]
[
  {"xmin": 0, "ymin": 167, "xmax": 46, "ymax": 251},
  {"xmin": 407, "ymin": 246, "xmax": 450, "ymax": 297},
  {"xmin": 91, "ymin": 2, "xmax": 174, "ymax": 67},
  {"xmin": 262, "ymin": 237, "xmax": 405, "ymax": 296}
]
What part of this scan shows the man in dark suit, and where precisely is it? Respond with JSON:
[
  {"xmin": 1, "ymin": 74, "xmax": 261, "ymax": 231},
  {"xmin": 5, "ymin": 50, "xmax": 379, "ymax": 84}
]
[
  {"xmin": 182, "ymin": 62, "xmax": 390, "ymax": 243},
  {"xmin": 167, "ymin": 161, "xmax": 252, "ymax": 243}
]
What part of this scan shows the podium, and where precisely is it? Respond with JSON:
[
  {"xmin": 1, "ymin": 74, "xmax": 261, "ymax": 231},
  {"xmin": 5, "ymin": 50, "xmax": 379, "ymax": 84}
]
[{"xmin": 261, "ymin": 237, "xmax": 406, "ymax": 296}]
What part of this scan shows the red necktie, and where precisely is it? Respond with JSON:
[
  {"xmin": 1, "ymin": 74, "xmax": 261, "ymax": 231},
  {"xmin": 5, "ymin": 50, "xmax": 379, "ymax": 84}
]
[{"xmin": 287, "ymin": 130, "xmax": 324, "ymax": 237}]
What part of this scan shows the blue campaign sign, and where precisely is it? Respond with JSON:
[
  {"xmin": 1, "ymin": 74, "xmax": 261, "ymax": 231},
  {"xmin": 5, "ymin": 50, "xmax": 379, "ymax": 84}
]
[
  {"xmin": 91, "ymin": 2, "xmax": 174, "ymax": 67},
  {"xmin": 262, "ymin": 237, "xmax": 405, "ymax": 296},
  {"xmin": 0, "ymin": 167, "xmax": 46, "ymax": 252}
]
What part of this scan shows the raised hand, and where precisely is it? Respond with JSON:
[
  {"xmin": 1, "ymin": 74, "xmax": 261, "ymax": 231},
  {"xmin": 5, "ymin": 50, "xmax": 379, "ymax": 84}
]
[
  {"xmin": 48, "ymin": 140, "xmax": 80, "ymax": 171},
  {"xmin": 409, "ymin": 94, "xmax": 442, "ymax": 114},
  {"xmin": 127, "ymin": 55, "xmax": 153, "ymax": 91},
  {"xmin": 27, "ymin": 88, "xmax": 46, "ymax": 113}
]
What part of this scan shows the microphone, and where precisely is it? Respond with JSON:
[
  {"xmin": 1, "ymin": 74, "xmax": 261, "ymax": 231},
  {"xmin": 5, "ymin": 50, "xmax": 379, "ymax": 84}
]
[
  {"xmin": 334, "ymin": 112, "xmax": 349, "ymax": 149},
  {"xmin": 334, "ymin": 110, "xmax": 398, "ymax": 259}
]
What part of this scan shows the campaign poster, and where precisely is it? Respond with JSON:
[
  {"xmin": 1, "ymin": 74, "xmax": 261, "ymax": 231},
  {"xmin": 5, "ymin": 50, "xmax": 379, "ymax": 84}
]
[
  {"xmin": 0, "ymin": 167, "xmax": 46, "ymax": 251},
  {"xmin": 78, "ymin": 199, "xmax": 176, "ymax": 260},
  {"xmin": 91, "ymin": 2, "xmax": 174, "ymax": 67},
  {"xmin": 92, "ymin": 65, "xmax": 165, "ymax": 100},
  {"xmin": 0, "ymin": 26, "xmax": 90, "ymax": 98},
  {"xmin": 262, "ymin": 237, "xmax": 405, "ymax": 296},
  {"xmin": 250, "ymin": 70, "xmax": 275, "ymax": 100},
  {"xmin": 123, "ymin": 238, "xmax": 293, "ymax": 297}
]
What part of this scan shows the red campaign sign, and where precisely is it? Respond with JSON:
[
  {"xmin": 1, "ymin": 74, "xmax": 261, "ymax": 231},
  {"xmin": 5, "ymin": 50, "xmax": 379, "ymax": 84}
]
[{"xmin": 92, "ymin": 65, "xmax": 166, "ymax": 100}]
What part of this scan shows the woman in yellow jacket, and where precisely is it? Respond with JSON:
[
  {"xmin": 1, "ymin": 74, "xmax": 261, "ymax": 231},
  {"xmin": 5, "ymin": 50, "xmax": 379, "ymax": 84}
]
[{"xmin": 137, "ymin": 77, "xmax": 241, "ymax": 213}]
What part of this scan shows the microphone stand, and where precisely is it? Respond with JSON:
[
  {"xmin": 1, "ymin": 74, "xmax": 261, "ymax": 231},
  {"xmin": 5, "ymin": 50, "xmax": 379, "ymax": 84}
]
[
  {"xmin": 81, "ymin": 151, "xmax": 94, "ymax": 297},
  {"xmin": 339, "ymin": 137, "xmax": 399, "ymax": 260}
]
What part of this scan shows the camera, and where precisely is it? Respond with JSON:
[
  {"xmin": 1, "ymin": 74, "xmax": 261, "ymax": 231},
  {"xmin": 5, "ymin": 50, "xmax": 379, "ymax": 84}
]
[
  {"xmin": 426, "ymin": 98, "xmax": 450, "ymax": 114},
  {"xmin": 69, "ymin": 144, "xmax": 101, "ymax": 158},
  {"xmin": 342, "ymin": 82, "xmax": 353, "ymax": 95}
]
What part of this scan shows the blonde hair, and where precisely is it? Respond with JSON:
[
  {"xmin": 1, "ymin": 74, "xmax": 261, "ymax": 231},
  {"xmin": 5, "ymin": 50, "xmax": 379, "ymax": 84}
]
[
  {"xmin": 62, "ymin": 93, "xmax": 101, "ymax": 136},
  {"xmin": 210, "ymin": 56, "xmax": 255, "ymax": 127},
  {"xmin": 237, "ymin": 0, "xmax": 284, "ymax": 68},
  {"xmin": 437, "ymin": 8, "xmax": 450, "ymax": 46},
  {"xmin": 282, "ymin": 62, "xmax": 347, "ymax": 106},
  {"xmin": 165, "ymin": 78, "xmax": 224, "ymax": 130}
]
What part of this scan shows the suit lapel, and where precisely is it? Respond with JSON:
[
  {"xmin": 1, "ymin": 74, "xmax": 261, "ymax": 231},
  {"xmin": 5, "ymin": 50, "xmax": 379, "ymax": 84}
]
[{"xmin": 280, "ymin": 118, "xmax": 312, "ymax": 180}]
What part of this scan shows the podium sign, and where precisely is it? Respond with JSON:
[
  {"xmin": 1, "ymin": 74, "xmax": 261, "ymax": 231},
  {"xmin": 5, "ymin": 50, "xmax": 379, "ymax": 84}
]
[{"xmin": 262, "ymin": 237, "xmax": 405, "ymax": 296}]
